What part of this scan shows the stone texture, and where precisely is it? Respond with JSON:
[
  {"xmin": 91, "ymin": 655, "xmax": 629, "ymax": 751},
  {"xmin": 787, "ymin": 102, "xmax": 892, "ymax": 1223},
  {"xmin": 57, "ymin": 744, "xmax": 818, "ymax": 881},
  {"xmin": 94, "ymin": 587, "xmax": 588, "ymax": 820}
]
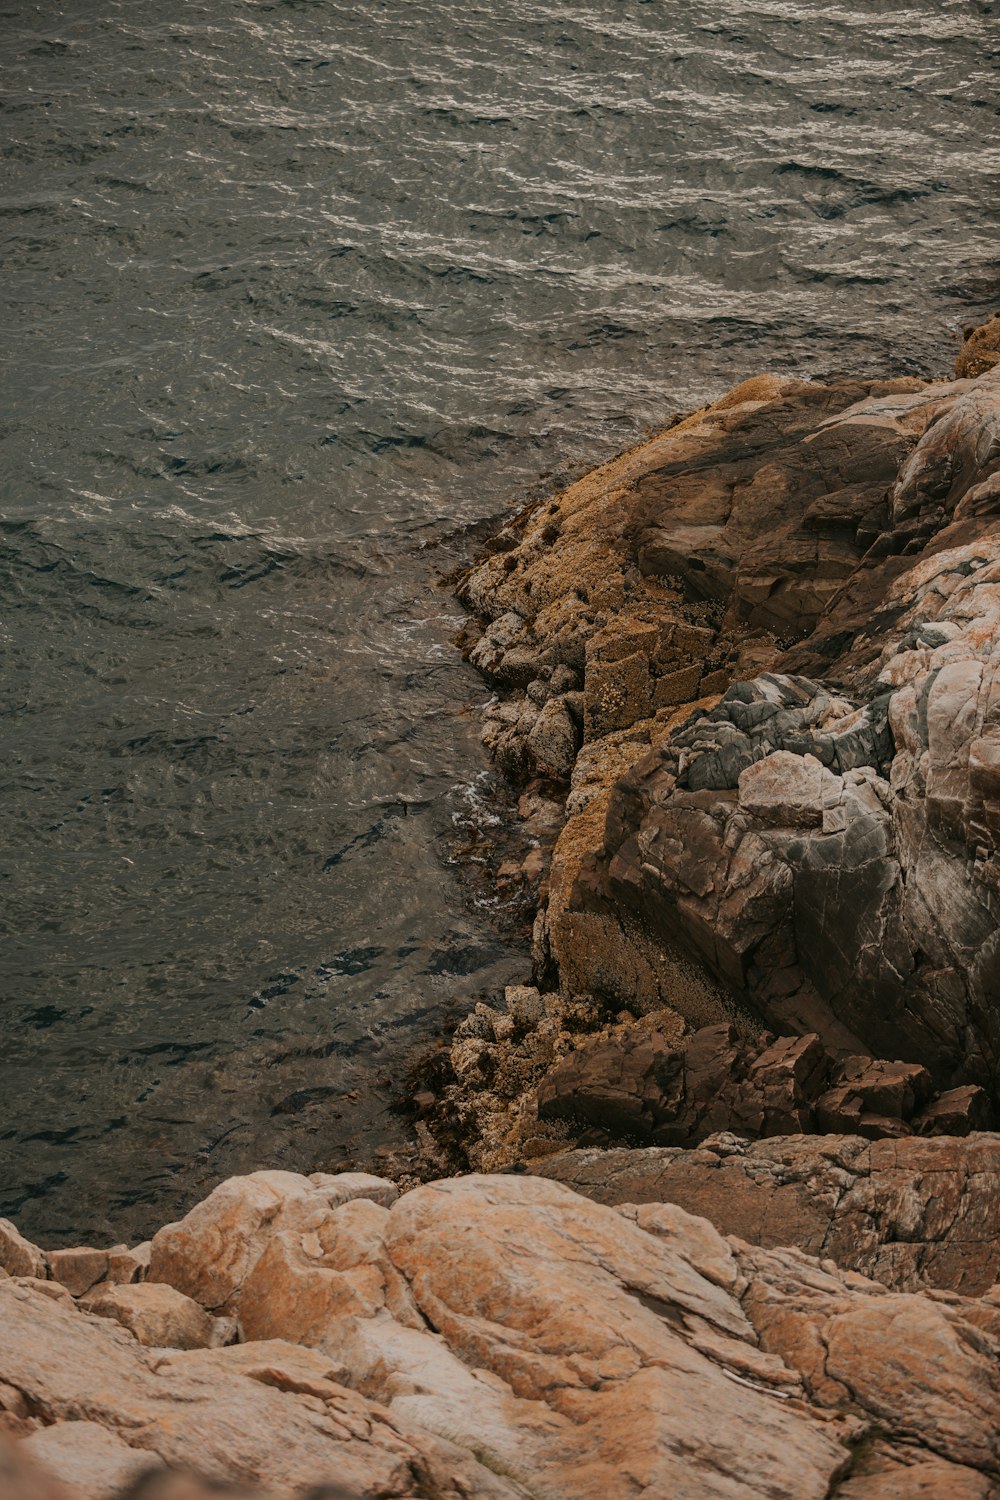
[
  {"xmin": 0, "ymin": 1431, "xmax": 71, "ymax": 1500},
  {"xmin": 460, "ymin": 349, "xmax": 1000, "ymax": 1102},
  {"xmin": 147, "ymin": 1170, "xmax": 397, "ymax": 1313},
  {"xmin": 532, "ymin": 1021, "xmax": 984, "ymax": 1149},
  {"xmin": 20, "ymin": 1421, "xmax": 160, "ymax": 1499},
  {"xmin": 3, "ymin": 1168, "xmax": 999, "ymax": 1498},
  {"xmin": 0, "ymin": 1219, "xmax": 47, "ymax": 1281},
  {"xmin": 0, "ymin": 1276, "xmax": 519, "ymax": 1499},
  {"xmin": 956, "ymin": 314, "xmax": 1000, "ymax": 379},
  {"xmin": 46, "ymin": 1247, "xmax": 110, "ymax": 1299},
  {"xmin": 534, "ymin": 1131, "xmax": 1000, "ymax": 1295},
  {"xmin": 79, "ymin": 1282, "xmax": 218, "ymax": 1351}
]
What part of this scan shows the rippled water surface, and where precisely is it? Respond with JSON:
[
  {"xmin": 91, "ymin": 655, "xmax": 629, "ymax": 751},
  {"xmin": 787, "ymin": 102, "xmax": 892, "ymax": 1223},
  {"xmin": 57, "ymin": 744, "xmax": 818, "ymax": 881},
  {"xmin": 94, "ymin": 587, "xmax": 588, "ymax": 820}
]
[{"xmin": 2, "ymin": 0, "xmax": 997, "ymax": 1241}]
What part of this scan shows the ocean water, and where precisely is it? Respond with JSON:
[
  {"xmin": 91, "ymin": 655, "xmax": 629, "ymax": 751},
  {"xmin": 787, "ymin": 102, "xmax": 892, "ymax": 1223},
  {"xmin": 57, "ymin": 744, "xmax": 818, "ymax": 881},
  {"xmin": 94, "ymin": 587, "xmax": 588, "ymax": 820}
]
[{"xmin": 1, "ymin": 0, "xmax": 996, "ymax": 1243}]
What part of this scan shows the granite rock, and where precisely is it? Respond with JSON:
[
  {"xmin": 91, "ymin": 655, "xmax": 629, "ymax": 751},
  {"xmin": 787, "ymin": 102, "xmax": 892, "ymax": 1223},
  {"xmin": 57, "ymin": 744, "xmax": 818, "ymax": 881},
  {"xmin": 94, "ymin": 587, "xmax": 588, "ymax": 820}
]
[{"xmin": 6, "ymin": 1169, "xmax": 999, "ymax": 1499}]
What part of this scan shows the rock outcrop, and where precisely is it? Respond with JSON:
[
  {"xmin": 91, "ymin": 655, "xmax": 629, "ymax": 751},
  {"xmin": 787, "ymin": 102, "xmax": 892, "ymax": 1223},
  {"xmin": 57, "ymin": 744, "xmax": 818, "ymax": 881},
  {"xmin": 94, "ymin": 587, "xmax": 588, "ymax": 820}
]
[
  {"xmin": 3, "ymin": 1167, "xmax": 999, "ymax": 1498},
  {"xmin": 457, "ymin": 341, "xmax": 1000, "ymax": 1103},
  {"xmin": 534, "ymin": 1020, "xmax": 991, "ymax": 1146},
  {"xmin": 535, "ymin": 1131, "xmax": 1000, "ymax": 1297}
]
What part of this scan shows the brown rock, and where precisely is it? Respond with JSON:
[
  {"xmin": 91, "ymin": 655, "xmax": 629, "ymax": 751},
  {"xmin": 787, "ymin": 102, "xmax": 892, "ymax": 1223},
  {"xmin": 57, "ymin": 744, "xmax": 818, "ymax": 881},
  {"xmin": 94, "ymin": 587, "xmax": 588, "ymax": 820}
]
[
  {"xmin": 460, "ymin": 355, "xmax": 1000, "ymax": 1101},
  {"xmin": 0, "ymin": 1431, "xmax": 72, "ymax": 1500},
  {"xmin": 80, "ymin": 1282, "xmax": 217, "ymax": 1350},
  {"xmin": 836, "ymin": 1454, "xmax": 994, "ymax": 1499},
  {"xmin": 652, "ymin": 662, "xmax": 702, "ymax": 708},
  {"xmin": 20, "ymin": 1421, "xmax": 159, "ymax": 1499},
  {"xmin": 741, "ymin": 1248, "xmax": 1000, "ymax": 1475},
  {"xmin": 148, "ymin": 1169, "xmax": 396, "ymax": 1313},
  {"xmin": 535, "ymin": 1132, "xmax": 1000, "ymax": 1295},
  {"xmin": 384, "ymin": 1174, "xmax": 856, "ymax": 1498},
  {"xmin": 915, "ymin": 1086, "xmax": 993, "ymax": 1136},
  {"xmin": 46, "ymin": 1248, "xmax": 109, "ymax": 1298},
  {"xmin": 5, "ymin": 1168, "xmax": 1000, "ymax": 1497},
  {"xmin": 0, "ymin": 1278, "xmax": 522, "ymax": 1498},
  {"xmin": 956, "ymin": 314, "xmax": 1000, "ymax": 379},
  {"xmin": 105, "ymin": 1242, "xmax": 152, "ymax": 1285},
  {"xmin": 533, "ymin": 1020, "xmax": 965, "ymax": 1151},
  {"xmin": 0, "ymin": 1220, "xmax": 47, "ymax": 1281}
]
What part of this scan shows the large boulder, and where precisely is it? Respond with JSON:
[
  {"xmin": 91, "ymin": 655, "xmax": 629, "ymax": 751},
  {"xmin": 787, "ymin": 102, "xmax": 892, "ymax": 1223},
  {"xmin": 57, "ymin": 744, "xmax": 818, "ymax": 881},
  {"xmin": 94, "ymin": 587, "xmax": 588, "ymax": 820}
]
[{"xmin": 535, "ymin": 1131, "xmax": 1000, "ymax": 1296}]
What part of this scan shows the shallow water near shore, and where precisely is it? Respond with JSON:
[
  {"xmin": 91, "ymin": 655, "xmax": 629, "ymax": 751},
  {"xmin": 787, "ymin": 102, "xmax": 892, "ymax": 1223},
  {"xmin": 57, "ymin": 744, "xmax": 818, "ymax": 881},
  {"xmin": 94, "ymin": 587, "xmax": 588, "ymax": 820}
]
[{"xmin": 1, "ymin": 0, "xmax": 997, "ymax": 1244}]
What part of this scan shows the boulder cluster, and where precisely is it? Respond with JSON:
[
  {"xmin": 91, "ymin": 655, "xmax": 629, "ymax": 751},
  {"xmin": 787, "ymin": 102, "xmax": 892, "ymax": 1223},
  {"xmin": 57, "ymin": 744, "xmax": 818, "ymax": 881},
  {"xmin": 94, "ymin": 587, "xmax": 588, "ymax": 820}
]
[{"xmin": 2, "ymin": 1156, "xmax": 999, "ymax": 1498}]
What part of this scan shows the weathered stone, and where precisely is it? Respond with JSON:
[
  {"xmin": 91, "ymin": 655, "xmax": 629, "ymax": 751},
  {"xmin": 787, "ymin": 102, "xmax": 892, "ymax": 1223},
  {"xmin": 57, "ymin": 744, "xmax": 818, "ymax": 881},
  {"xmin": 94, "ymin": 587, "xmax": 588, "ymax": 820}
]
[
  {"xmin": 0, "ymin": 1430, "xmax": 72, "ymax": 1499},
  {"xmin": 525, "ymin": 695, "xmax": 580, "ymax": 778},
  {"xmin": 80, "ymin": 1282, "xmax": 217, "ymax": 1351},
  {"xmin": 533, "ymin": 1020, "xmax": 967, "ymax": 1150},
  {"xmin": 5, "ymin": 1167, "xmax": 1000, "ymax": 1497},
  {"xmin": 584, "ymin": 649, "xmax": 652, "ymax": 738},
  {"xmin": 46, "ymin": 1247, "xmax": 108, "ymax": 1299},
  {"xmin": 652, "ymin": 662, "xmax": 703, "ymax": 708},
  {"xmin": 148, "ymin": 1170, "xmax": 397, "ymax": 1313},
  {"xmin": 0, "ymin": 1277, "xmax": 522, "ymax": 1499},
  {"xmin": 105, "ymin": 1242, "xmax": 151, "ymax": 1285},
  {"xmin": 20, "ymin": 1421, "xmax": 159, "ymax": 1499},
  {"xmin": 459, "ymin": 346, "xmax": 1000, "ymax": 1103},
  {"xmin": 0, "ymin": 1219, "xmax": 47, "ymax": 1281},
  {"xmin": 535, "ymin": 1132, "xmax": 1000, "ymax": 1295},
  {"xmin": 915, "ymin": 1086, "xmax": 993, "ymax": 1136}
]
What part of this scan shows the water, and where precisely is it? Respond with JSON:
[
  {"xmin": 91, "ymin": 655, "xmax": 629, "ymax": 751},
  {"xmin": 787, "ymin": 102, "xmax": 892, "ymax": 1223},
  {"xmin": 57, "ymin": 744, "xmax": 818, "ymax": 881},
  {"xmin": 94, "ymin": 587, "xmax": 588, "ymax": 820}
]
[{"xmin": 1, "ymin": 0, "xmax": 996, "ymax": 1244}]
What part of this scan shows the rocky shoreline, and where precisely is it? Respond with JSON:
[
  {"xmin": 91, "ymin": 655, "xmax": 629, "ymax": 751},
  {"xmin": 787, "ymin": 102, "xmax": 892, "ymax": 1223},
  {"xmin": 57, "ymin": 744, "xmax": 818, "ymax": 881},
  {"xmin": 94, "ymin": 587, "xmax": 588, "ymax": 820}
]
[
  {"xmin": 2, "ymin": 319, "xmax": 999, "ymax": 1499},
  {"xmin": 395, "ymin": 315, "xmax": 1000, "ymax": 1184}
]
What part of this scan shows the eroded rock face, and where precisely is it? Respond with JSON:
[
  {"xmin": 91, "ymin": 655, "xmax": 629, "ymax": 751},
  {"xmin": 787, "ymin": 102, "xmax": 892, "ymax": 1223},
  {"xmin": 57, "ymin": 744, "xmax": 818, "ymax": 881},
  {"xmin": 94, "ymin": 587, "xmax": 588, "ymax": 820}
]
[
  {"xmin": 459, "ymin": 353, "xmax": 1000, "ymax": 1099},
  {"xmin": 535, "ymin": 1132, "xmax": 1000, "ymax": 1296},
  {"xmin": 3, "ymin": 1168, "xmax": 999, "ymax": 1499},
  {"xmin": 533, "ymin": 1021, "xmax": 991, "ymax": 1147}
]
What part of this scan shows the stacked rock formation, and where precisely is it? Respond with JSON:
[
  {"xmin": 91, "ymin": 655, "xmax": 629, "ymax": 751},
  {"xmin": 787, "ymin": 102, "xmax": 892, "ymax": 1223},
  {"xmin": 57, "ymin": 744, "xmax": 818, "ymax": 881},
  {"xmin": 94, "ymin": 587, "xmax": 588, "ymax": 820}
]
[
  {"xmin": 534, "ymin": 1021, "xmax": 992, "ymax": 1146},
  {"xmin": 2, "ymin": 1160, "xmax": 999, "ymax": 1498}
]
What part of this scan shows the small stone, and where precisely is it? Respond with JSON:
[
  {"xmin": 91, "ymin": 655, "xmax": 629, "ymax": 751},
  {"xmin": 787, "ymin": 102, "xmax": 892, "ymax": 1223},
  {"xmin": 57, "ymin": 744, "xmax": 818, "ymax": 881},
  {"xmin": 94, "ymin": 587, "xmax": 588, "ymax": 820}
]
[{"xmin": 47, "ymin": 1247, "xmax": 109, "ymax": 1298}]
